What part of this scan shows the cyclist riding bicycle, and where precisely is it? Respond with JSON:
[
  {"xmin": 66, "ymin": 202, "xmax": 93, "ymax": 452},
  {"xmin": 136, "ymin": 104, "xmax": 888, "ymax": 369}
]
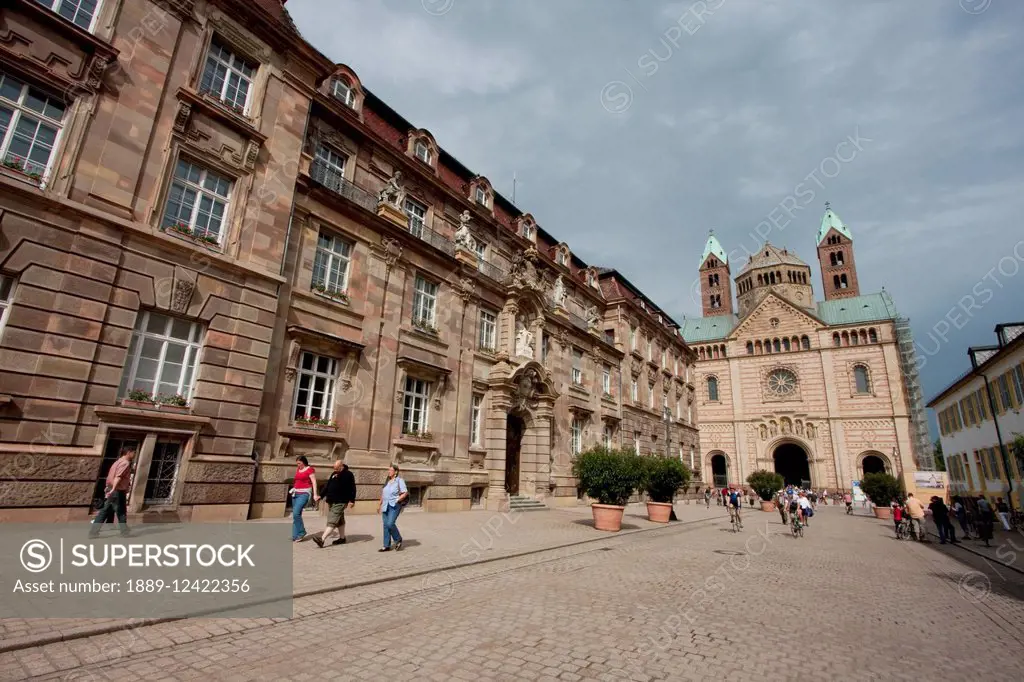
[
  {"xmin": 727, "ymin": 486, "xmax": 743, "ymax": 527},
  {"xmin": 797, "ymin": 492, "xmax": 813, "ymax": 526},
  {"xmin": 844, "ymin": 492, "xmax": 853, "ymax": 514}
]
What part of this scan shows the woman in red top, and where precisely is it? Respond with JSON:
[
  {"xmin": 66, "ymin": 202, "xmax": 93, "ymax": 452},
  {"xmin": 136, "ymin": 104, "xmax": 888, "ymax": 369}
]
[
  {"xmin": 291, "ymin": 456, "xmax": 319, "ymax": 542},
  {"xmin": 891, "ymin": 501, "xmax": 903, "ymax": 536}
]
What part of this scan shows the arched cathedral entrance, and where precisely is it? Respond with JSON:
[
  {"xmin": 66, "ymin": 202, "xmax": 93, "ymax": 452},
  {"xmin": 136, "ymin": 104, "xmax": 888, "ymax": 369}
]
[{"xmin": 773, "ymin": 442, "xmax": 811, "ymax": 487}]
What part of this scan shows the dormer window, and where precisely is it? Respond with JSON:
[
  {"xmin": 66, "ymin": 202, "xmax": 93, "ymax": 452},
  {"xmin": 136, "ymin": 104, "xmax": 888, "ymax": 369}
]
[
  {"xmin": 556, "ymin": 251, "xmax": 566, "ymax": 266},
  {"xmin": 474, "ymin": 185, "xmax": 488, "ymax": 207},
  {"xmin": 331, "ymin": 78, "xmax": 355, "ymax": 108},
  {"xmin": 586, "ymin": 271, "xmax": 596, "ymax": 288},
  {"xmin": 414, "ymin": 140, "xmax": 431, "ymax": 165},
  {"xmin": 522, "ymin": 223, "xmax": 534, "ymax": 240}
]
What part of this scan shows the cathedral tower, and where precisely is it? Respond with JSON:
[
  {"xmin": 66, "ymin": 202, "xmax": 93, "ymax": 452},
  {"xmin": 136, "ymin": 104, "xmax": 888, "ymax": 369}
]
[
  {"xmin": 699, "ymin": 232, "xmax": 733, "ymax": 316},
  {"xmin": 817, "ymin": 203, "xmax": 860, "ymax": 300}
]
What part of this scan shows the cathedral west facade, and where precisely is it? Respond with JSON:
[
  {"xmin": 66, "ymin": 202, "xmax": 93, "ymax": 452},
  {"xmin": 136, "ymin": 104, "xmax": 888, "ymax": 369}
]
[{"xmin": 681, "ymin": 206, "xmax": 932, "ymax": 492}]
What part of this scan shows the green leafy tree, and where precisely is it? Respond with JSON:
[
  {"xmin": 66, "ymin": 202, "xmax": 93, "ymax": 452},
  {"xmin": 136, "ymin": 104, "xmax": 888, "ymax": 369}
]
[
  {"xmin": 572, "ymin": 446, "xmax": 644, "ymax": 506},
  {"xmin": 642, "ymin": 457, "xmax": 692, "ymax": 503}
]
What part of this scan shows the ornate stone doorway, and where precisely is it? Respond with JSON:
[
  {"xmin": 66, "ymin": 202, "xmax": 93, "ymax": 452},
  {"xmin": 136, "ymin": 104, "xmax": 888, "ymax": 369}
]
[
  {"xmin": 505, "ymin": 413, "xmax": 525, "ymax": 494},
  {"xmin": 773, "ymin": 442, "xmax": 811, "ymax": 487}
]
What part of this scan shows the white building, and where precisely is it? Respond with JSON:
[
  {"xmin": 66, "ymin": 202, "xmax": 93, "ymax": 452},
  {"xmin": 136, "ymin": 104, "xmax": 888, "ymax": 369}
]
[{"xmin": 927, "ymin": 323, "xmax": 1024, "ymax": 507}]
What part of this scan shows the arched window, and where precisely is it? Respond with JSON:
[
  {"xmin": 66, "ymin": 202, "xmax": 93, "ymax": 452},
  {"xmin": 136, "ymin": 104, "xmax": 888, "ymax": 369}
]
[
  {"xmin": 773, "ymin": 338, "xmax": 781, "ymax": 353},
  {"xmin": 829, "ymin": 253, "xmax": 837, "ymax": 266},
  {"xmin": 707, "ymin": 376, "xmax": 719, "ymax": 401},
  {"xmin": 699, "ymin": 347, "xmax": 706, "ymax": 361},
  {"xmin": 840, "ymin": 274, "xmax": 848, "ymax": 289},
  {"xmin": 746, "ymin": 341, "xmax": 754, "ymax": 355},
  {"xmin": 842, "ymin": 331, "xmax": 850, "ymax": 346},
  {"xmin": 869, "ymin": 328, "xmax": 878, "ymax": 343},
  {"xmin": 833, "ymin": 275, "xmax": 841, "ymax": 289},
  {"xmin": 712, "ymin": 346, "xmax": 719, "ymax": 359},
  {"xmin": 764, "ymin": 339, "xmax": 772, "ymax": 354},
  {"xmin": 859, "ymin": 330, "xmax": 868, "ymax": 345},
  {"xmin": 851, "ymin": 331, "xmax": 859, "ymax": 345},
  {"xmin": 720, "ymin": 344, "xmax": 727, "ymax": 358},
  {"xmin": 835, "ymin": 250, "xmax": 845, "ymax": 265},
  {"xmin": 757, "ymin": 274, "xmax": 763, "ymax": 285},
  {"xmin": 791, "ymin": 336, "xmax": 799, "ymax": 350},
  {"xmin": 801, "ymin": 335, "xmax": 810, "ymax": 350},
  {"xmin": 782, "ymin": 338, "xmax": 791, "ymax": 352},
  {"xmin": 769, "ymin": 272, "xmax": 775, "ymax": 284},
  {"xmin": 854, "ymin": 365, "xmax": 871, "ymax": 394},
  {"xmin": 755, "ymin": 340, "xmax": 763, "ymax": 354},
  {"xmin": 833, "ymin": 333, "xmax": 840, "ymax": 347}
]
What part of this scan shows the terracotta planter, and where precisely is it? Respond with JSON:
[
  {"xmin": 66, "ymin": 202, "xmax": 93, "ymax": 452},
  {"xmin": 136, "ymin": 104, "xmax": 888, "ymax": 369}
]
[
  {"xmin": 591, "ymin": 503, "xmax": 626, "ymax": 532},
  {"xmin": 760, "ymin": 500, "xmax": 775, "ymax": 512},
  {"xmin": 873, "ymin": 506, "xmax": 891, "ymax": 520},
  {"xmin": 646, "ymin": 501, "xmax": 673, "ymax": 523},
  {"xmin": 158, "ymin": 404, "xmax": 190, "ymax": 414},
  {"xmin": 122, "ymin": 400, "xmax": 156, "ymax": 410}
]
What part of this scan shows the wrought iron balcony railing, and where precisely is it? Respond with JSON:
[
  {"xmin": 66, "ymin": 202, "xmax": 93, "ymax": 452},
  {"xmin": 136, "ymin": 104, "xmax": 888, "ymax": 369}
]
[{"xmin": 309, "ymin": 160, "xmax": 377, "ymax": 212}]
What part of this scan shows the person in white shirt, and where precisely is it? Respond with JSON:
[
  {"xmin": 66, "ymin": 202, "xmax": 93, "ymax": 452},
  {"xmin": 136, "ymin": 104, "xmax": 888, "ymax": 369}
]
[{"xmin": 797, "ymin": 493, "xmax": 813, "ymax": 526}]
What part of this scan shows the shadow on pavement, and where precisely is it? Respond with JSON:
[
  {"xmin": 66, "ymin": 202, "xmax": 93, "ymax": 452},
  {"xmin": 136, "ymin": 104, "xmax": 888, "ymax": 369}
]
[{"xmin": 570, "ymin": 519, "xmax": 641, "ymax": 531}]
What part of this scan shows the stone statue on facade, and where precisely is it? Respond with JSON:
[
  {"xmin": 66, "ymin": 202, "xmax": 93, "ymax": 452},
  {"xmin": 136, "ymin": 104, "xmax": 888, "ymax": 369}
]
[
  {"xmin": 515, "ymin": 324, "xmax": 535, "ymax": 358},
  {"xmin": 552, "ymin": 275, "xmax": 567, "ymax": 308},
  {"xmin": 454, "ymin": 210, "xmax": 475, "ymax": 251},
  {"xmin": 508, "ymin": 247, "xmax": 544, "ymax": 292},
  {"xmin": 585, "ymin": 305, "xmax": 600, "ymax": 330},
  {"xmin": 378, "ymin": 171, "xmax": 405, "ymax": 208}
]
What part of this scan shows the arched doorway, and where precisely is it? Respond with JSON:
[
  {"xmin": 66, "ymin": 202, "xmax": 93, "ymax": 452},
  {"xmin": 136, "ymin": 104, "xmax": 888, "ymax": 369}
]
[
  {"xmin": 861, "ymin": 452, "xmax": 888, "ymax": 476},
  {"xmin": 505, "ymin": 413, "xmax": 525, "ymax": 494},
  {"xmin": 773, "ymin": 442, "xmax": 811, "ymax": 487},
  {"xmin": 710, "ymin": 452, "xmax": 728, "ymax": 488}
]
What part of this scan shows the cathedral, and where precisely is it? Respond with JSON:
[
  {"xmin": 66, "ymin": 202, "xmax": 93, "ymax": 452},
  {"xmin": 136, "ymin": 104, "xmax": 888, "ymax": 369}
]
[{"xmin": 681, "ymin": 206, "xmax": 932, "ymax": 492}]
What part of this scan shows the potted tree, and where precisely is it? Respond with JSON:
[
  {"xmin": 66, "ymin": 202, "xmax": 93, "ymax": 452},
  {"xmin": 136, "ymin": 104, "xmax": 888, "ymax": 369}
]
[
  {"xmin": 641, "ymin": 456, "xmax": 691, "ymax": 523},
  {"xmin": 572, "ymin": 446, "xmax": 643, "ymax": 532},
  {"xmin": 860, "ymin": 472, "xmax": 901, "ymax": 519},
  {"xmin": 747, "ymin": 470, "xmax": 784, "ymax": 511}
]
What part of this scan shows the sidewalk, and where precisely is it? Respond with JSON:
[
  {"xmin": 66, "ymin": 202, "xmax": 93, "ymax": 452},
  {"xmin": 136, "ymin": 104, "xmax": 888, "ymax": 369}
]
[
  {"xmin": 921, "ymin": 518, "xmax": 1024, "ymax": 573},
  {"xmin": 0, "ymin": 501, "xmax": 725, "ymax": 653}
]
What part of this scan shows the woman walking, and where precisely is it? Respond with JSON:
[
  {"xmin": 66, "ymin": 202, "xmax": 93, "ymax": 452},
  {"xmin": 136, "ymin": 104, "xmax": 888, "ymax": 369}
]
[
  {"xmin": 378, "ymin": 464, "xmax": 409, "ymax": 552},
  {"xmin": 290, "ymin": 456, "xmax": 319, "ymax": 542}
]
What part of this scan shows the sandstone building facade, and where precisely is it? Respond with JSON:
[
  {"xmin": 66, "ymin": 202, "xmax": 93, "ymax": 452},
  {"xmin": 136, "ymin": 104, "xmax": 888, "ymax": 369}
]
[
  {"xmin": 0, "ymin": 0, "xmax": 698, "ymax": 521},
  {"xmin": 682, "ymin": 207, "xmax": 932, "ymax": 491}
]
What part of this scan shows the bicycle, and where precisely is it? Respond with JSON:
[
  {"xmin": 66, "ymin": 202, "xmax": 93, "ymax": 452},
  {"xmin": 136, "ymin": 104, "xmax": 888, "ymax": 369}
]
[
  {"xmin": 729, "ymin": 506, "xmax": 743, "ymax": 532},
  {"xmin": 895, "ymin": 518, "xmax": 911, "ymax": 540},
  {"xmin": 845, "ymin": 503, "xmax": 853, "ymax": 515},
  {"xmin": 791, "ymin": 512, "xmax": 804, "ymax": 538}
]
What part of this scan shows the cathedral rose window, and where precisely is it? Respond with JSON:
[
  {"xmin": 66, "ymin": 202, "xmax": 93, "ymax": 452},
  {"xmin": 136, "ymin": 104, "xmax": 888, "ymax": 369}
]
[{"xmin": 766, "ymin": 369, "xmax": 797, "ymax": 397}]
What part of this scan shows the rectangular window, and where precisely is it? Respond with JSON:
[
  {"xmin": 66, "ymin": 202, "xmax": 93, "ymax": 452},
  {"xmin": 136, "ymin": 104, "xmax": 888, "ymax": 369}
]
[
  {"xmin": 470, "ymin": 394, "xmax": 483, "ymax": 446},
  {"xmin": 412, "ymin": 275, "xmax": 438, "ymax": 329},
  {"xmin": 331, "ymin": 79, "xmax": 355, "ymax": 108},
  {"xmin": 963, "ymin": 397, "xmax": 976, "ymax": 426},
  {"xmin": 522, "ymin": 224, "xmax": 533, "ymax": 240},
  {"xmin": 542, "ymin": 334, "xmax": 549, "ymax": 362},
  {"xmin": 571, "ymin": 418, "xmax": 583, "ymax": 455},
  {"xmin": 200, "ymin": 38, "xmax": 256, "ymax": 114},
  {"xmin": 997, "ymin": 374, "xmax": 1013, "ymax": 413},
  {"xmin": 414, "ymin": 141, "xmax": 431, "ymax": 164},
  {"xmin": 144, "ymin": 439, "xmax": 184, "ymax": 504},
  {"xmin": 631, "ymin": 378, "xmax": 638, "ymax": 403},
  {"xmin": 311, "ymin": 231, "xmax": 352, "ymax": 297},
  {"xmin": 404, "ymin": 198, "xmax": 427, "ymax": 237},
  {"xmin": 406, "ymin": 485, "xmax": 426, "ymax": 507},
  {"xmin": 38, "ymin": 0, "xmax": 101, "ymax": 31},
  {"xmin": 292, "ymin": 351, "xmax": 338, "ymax": 421},
  {"xmin": 603, "ymin": 424, "xmax": 613, "ymax": 448},
  {"xmin": 630, "ymin": 327, "xmax": 637, "ymax": 350},
  {"xmin": 633, "ymin": 432, "xmax": 641, "ymax": 454},
  {"xmin": 602, "ymin": 365, "xmax": 611, "ymax": 395},
  {"xmin": 402, "ymin": 376, "xmax": 431, "ymax": 435},
  {"xmin": 1012, "ymin": 364, "xmax": 1024, "ymax": 406},
  {"xmin": 975, "ymin": 451, "xmax": 986, "ymax": 480},
  {"xmin": 474, "ymin": 185, "xmax": 488, "ymax": 206},
  {"xmin": 312, "ymin": 143, "xmax": 347, "ymax": 190},
  {"xmin": 648, "ymin": 384, "xmax": 655, "ymax": 409},
  {"xmin": 987, "ymin": 447, "xmax": 1002, "ymax": 480},
  {"xmin": 647, "ymin": 338, "xmax": 653, "ymax": 361},
  {"xmin": 571, "ymin": 349, "xmax": 583, "ymax": 386},
  {"xmin": 0, "ymin": 274, "xmax": 14, "ymax": 341},
  {"xmin": 0, "ymin": 72, "xmax": 66, "ymax": 180},
  {"xmin": 976, "ymin": 390, "xmax": 989, "ymax": 421},
  {"xmin": 478, "ymin": 309, "xmax": 496, "ymax": 350},
  {"xmin": 161, "ymin": 158, "xmax": 232, "ymax": 243},
  {"xmin": 662, "ymin": 349, "xmax": 667, "ymax": 368},
  {"xmin": 118, "ymin": 311, "xmax": 203, "ymax": 403}
]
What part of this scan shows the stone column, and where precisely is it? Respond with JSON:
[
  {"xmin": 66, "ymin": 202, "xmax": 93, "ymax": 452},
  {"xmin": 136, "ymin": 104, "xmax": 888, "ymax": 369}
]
[
  {"xmin": 533, "ymin": 316, "xmax": 545, "ymax": 364},
  {"xmin": 484, "ymin": 392, "xmax": 511, "ymax": 510},
  {"xmin": 127, "ymin": 433, "xmax": 158, "ymax": 513},
  {"xmin": 533, "ymin": 402, "xmax": 554, "ymax": 497}
]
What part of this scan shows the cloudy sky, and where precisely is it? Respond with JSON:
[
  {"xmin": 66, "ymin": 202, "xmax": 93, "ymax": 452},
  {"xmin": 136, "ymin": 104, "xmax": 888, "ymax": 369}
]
[{"xmin": 288, "ymin": 0, "xmax": 1024, "ymax": 422}]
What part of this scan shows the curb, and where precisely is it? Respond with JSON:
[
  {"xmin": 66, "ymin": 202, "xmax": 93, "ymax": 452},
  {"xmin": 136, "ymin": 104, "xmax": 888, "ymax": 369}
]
[
  {"xmin": 924, "ymin": 530, "xmax": 1024, "ymax": 576},
  {"xmin": 0, "ymin": 512, "xmax": 722, "ymax": 654}
]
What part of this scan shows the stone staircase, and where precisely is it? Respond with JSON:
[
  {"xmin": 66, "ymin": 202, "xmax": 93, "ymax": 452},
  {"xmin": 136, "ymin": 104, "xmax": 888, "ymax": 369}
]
[{"xmin": 509, "ymin": 495, "xmax": 548, "ymax": 512}]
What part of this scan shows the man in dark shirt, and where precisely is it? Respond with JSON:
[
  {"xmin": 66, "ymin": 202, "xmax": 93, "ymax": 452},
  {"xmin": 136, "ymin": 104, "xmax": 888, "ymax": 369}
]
[
  {"xmin": 928, "ymin": 496, "xmax": 957, "ymax": 545},
  {"xmin": 313, "ymin": 460, "xmax": 357, "ymax": 548}
]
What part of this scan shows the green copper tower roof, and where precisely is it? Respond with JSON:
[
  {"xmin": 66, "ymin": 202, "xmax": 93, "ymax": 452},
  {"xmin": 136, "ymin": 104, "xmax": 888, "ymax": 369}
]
[
  {"xmin": 700, "ymin": 232, "xmax": 728, "ymax": 267},
  {"xmin": 817, "ymin": 204, "xmax": 853, "ymax": 245}
]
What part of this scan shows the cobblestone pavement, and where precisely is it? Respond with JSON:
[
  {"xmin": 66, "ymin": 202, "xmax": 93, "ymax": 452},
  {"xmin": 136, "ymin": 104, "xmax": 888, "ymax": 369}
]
[
  {"xmin": 3, "ymin": 504, "xmax": 1023, "ymax": 681},
  {"xmin": 0, "ymin": 501, "xmax": 719, "ymax": 652}
]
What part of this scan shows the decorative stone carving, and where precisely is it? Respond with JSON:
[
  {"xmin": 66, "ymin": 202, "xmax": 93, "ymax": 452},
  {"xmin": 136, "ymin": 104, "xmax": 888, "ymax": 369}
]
[
  {"xmin": 243, "ymin": 140, "xmax": 260, "ymax": 171},
  {"xmin": 208, "ymin": 11, "xmax": 272, "ymax": 62},
  {"xmin": 555, "ymin": 328, "xmax": 568, "ymax": 351},
  {"xmin": 513, "ymin": 368, "xmax": 541, "ymax": 413},
  {"xmin": 806, "ymin": 423, "xmax": 816, "ymax": 439},
  {"xmin": 380, "ymin": 236, "xmax": 403, "ymax": 270},
  {"xmin": 769, "ymin": 421, "xmax": 778, "ymax": 437},
  {"xmin": 552, "ymin": 275, "xmax": 567, "ymax": 308},
  {"xmin": 585, "ymin": 306, "xmax": 600, "ymax": 331},
  {"xmin": 795, "ymin": 420, "xmax": 804, "ymax": 436},
  {"xmin": 457, "ymin": 276, "xmax": 475, "ymax": 302},
  {"xmin": 780, "ymin": 417, "xmax": 792, "ymax": 434},
  {"xmin": 647, "ymin": 367, "xmax": 658, "ymax": 383},
  {"xmin": 378, "ymin": 171, "xmax": 405, "ymax": 208},
  {"xmin": 173, "ymin": 102, "xmax": 192, "ymax": 134},
  {"xmin": 86, "ymin": 54, "xmax": 112, "ymax": 91},
  {"xmin": 759, "ymin": 424, "xmax": 768, "ymax": 440},
  {"xmin": 515, "ymin": 325, "xmax": 534, "ymax": 358},
  {"xmin": 454, "ymin": 210, "xmax": 475, "ymax": 251},
  {"xmin": 170, "ymin": 279, "xmax": 194, "ymax": 313},
  {"xmin": 508, "ymin": 247, "xmax": 544, "ymax": 292}
]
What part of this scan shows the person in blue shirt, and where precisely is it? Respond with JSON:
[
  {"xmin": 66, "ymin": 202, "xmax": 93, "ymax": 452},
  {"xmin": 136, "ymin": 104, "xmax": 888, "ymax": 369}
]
[
  {"xmin": 726, "ymin": 485, "xmax": 742, "ymax": 528},
  {"xmin": 378, "ymin": 464, "xmax": 409, "ymax": 552}
]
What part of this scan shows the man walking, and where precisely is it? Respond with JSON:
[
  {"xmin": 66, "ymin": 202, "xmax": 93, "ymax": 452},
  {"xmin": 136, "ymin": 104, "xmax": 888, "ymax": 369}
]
[
  {"xmin": 904, "ymin": 493, "xmax": 927, "ymax": 542},
  {"xmin": 313, "ymin": 460, "xmax": 357, "ymax": 548},
  {"xmin": 928, "ymin": 496, "xmax": 957, "ymax": 545},
  {"xmin": 995, "ymin": 497, "xmax": 1011, "ymax": 531},
  {"xmin": 89, "ymin": 449, "xmax": 135, "ymax": 537}
]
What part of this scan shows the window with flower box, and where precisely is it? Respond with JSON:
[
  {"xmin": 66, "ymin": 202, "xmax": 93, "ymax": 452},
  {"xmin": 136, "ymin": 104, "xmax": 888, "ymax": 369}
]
[
  {"xmin": 0, "ymin": 72, "xmax": 66, "ymax": 182},
  {"xmin": 402, "ymin": 376, "xmax": 431, "ymax": 436},
  {"xmin": 311, "ymin": 231, "xmax": 351, "ymax": 302},
  {"xmin": 292, "ymin": 352, "xmax": 338, "ymax": 426},
  {"xmin": 161, "ymin": 159, "xmax": 232, "ymax": 244},
  {"xmin": 118, "ymin": 311, "xmax": 203, "ymax": 404},
  {"xmin": 199, "ymin": 38, "xmax": 256, "ymax": 115},
  {"xmin": 36, "ymin": 0, "xmax": 102, "ymax": 31},
  {"xmin": 478, "ymin": 308, "xmax": 496, "ymax": 351},
  {"xmin": 412, "ymin": 275, "xmax": 438, "ymax": 333}
]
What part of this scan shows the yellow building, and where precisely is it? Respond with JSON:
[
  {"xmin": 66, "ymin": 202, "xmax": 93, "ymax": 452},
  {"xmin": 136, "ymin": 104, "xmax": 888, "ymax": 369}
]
[
  {"xmin": 928, "ymin": 323, "xmax": 1024, "ymax": 508},
  {"xmin": 681, "ymin": 208, "xmax": 932, "ymax": 491}
]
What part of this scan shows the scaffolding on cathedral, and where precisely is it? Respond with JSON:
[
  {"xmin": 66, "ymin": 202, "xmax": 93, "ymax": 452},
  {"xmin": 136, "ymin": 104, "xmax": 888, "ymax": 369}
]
[{"xmin": 894, "ymin": 316, "xmax": 935, "ymax": 471}]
